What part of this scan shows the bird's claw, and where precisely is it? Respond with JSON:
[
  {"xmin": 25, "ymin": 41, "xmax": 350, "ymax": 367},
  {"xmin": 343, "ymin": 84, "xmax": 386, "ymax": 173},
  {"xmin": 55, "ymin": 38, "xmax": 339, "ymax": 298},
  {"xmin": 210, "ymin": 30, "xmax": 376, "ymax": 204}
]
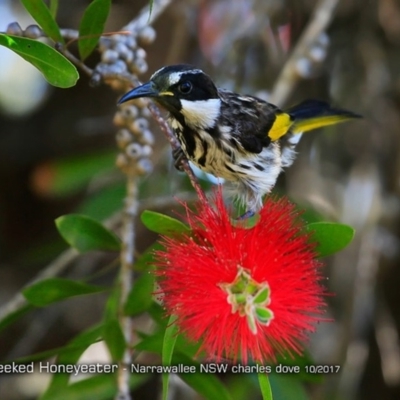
[{"xmin": 172, "ymin": 147, "xmax": 185, "ymax": 171}]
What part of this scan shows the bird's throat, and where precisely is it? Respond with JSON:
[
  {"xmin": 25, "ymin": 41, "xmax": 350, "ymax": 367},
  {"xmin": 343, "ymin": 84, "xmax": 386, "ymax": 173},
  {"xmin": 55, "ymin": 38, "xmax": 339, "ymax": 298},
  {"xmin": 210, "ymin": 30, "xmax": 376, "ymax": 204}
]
[{"xmin": 180, "ymin": 98, "xmax": 221, "ymax": 130}]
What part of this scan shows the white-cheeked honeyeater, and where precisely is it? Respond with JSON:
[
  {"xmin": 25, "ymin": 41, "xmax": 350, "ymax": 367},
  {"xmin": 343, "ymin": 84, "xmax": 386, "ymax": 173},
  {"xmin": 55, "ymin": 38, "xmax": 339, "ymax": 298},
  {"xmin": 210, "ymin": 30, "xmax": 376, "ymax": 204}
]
[{"xmin": 119, "ymin": 64, "xmax": 360, "ymax": 216}]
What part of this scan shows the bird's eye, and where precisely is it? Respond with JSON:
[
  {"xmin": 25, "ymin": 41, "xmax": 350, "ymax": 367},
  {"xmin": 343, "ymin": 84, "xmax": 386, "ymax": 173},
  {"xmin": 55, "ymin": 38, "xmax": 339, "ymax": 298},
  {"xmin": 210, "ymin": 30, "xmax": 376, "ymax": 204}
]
[{"xmin": 178, "ymin": 81, "xmax": 192, "ymax": 94}]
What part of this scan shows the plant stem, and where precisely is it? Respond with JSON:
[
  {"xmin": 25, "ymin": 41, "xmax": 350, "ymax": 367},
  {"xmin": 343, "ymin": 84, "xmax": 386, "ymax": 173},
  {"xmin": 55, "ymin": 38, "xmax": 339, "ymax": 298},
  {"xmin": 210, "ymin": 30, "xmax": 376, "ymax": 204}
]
[
  {"xmin": 270, "ymin": 0, "xmax": 340, "ymax": 105},
  {"xmin": 116, "ymin": 175, "xmax": 138, "ymax": 400}
]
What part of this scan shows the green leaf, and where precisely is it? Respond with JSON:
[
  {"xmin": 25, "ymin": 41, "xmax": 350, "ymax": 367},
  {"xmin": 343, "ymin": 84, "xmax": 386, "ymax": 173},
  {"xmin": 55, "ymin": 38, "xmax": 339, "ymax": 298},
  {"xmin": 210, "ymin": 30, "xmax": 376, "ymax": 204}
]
[
  {"xmin": 181, "ymin": 372, "xmax": 233, "ymax": 400},
  {"xmin": 0, "ymin": 304, "xmax": 34, "ymax": 333},
  {"xmin": 124, "ymin": 272, "xmax": 154, "ymax": 316},
  {"xmin": 174, "ymin": 353, "xmax": 232, "ymax": 400},
  {"xmin": 49, "ymin": 0, "xmax": 59, "ymax": 18},
  {"xmin": 55, "ymin": 214, "xmax": 121, "ymax": 253},
  {"xmin": 258, "ymin": 373, "xmax": 273, "ymax": 400},
  {"xmin": 104, "ymin": 284, "xmax": 121, "ymax": 322},
  {"xmin": 141, "ymin": 210, "xmax": 190, "ymax": 235},
  {"xmin": 134, "ymin": 242, "xmax": 164, "ymax": 271},
  {"xmin": 40, "ymin": 325, "xmax": 104, "ymax": 399},
  {"xmin": 162, "ymin": 315, "xmax": 179, "ymax": 400},
  {"xmin": 23, "ymin": 278, "xmax": 105, "ymax": 307},
  {"xmin": 12, "ymin": 326, "xmax": 101, "ymax": 364},
  {"xmin": 135, "ymin": 330, "xmax": 164, "ymax": 354},
  {"xmin": 20, "ymin": 0, "xmax": 63, "ymax": 43},
  {"xmin": 103, "ymin": 319, "xmax": 126, "ymax": 361},
  {"xmin": 78, "ymin": 0, "xmax": 111, "ymax": 60},
  {"xmin": 48, "ymin": 374, "xmax": 118, "ymax": 400},
  {"xmin": 149, "ymin": 0, "xmax": 154, "ymax": 20},
  {"xmin": 307, "ymin": 222, "xmax": 355, "ymax": 257},
  {"xmin": 0, "ymin": 34, "xmax": 78, "ymax": 88},
  {"xmin": 269, "ymin": 375, "xmax": 309, "ymax": 400},
  {"xmin": 41, "ymin": 373, "xmax": 150, "ymax": 400},
  {"xmin": 43, "ymin": 372, "xmax": 149, "ymax": 400}
]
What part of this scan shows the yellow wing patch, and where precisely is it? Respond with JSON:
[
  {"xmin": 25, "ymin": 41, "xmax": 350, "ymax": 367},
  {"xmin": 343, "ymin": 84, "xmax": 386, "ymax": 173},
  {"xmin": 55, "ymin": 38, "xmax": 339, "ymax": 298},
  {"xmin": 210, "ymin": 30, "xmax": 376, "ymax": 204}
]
[
  {"xmin": 268, "ymin": 113, "xmax": 293, "ymax": 141},
  {"xmin": 292, "ymin": 115, "xmax": 355, "ymax": 133}
]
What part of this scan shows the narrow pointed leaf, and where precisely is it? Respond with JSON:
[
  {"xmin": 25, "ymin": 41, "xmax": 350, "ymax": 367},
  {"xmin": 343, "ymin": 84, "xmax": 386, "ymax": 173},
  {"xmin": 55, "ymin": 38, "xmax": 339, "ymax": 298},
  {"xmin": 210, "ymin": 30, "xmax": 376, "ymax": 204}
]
[
  {"xmin": 55, "ymin": 214, "xmax": 121, "ymax": 253},
  {"xmin": 0, "ymin": 304, "xmax": 34, "ymax": 333},
  {"xmin": 258, "ymin": 373, "xmax": 273, "ymax": 400},
  {"xmin": 149, "ymin": 0, "xmax": 154, "ymax": 20},
  {"xmin": 103, "ymin": 319, "xmax": 126, "ymax": 361},
  {"xmin": 162, "ymin": 315, "xmax": 178, "ymax": 400},
  {"xmin": 124, "ymin": 272, "xmax": 154, "ymax": 316},
  {"xmin": 23, "ymin": 278, "xmax": 105, "ymax": 306},
  {"xmin": 50, "ymin": 0, "xmax": 59, "ymax": 19},
  {"xmin": 269, "ymin": 375, "xmax": 308, "ymax": 400},
  {"xmin": 173, "ymin": 353, "xmax": 232, "ymax": 400},
  {"xmin": 78, "ymin": 0, "xmax": 111, "ymax": 60},
  {"xmin": 307, "ymin": 222, "xmax": 355, "ymax": 257},
  {"xmin": 0, "ymin": 35, "xmax": 78, "ymax": 88},
  {"xmin": 40, "ymin": 325, "xmax": 104, "ymax": 398},
  {"xmin": 20, "ymin": 0, "xmax": 63, "ymax": 43},
  {"xmin": 141, "ymin": 210, "xmax": 190, "ymax": 235},
  {"xmin": 14, "ymin": 325, "xmax": 103, "ymax": 365}
]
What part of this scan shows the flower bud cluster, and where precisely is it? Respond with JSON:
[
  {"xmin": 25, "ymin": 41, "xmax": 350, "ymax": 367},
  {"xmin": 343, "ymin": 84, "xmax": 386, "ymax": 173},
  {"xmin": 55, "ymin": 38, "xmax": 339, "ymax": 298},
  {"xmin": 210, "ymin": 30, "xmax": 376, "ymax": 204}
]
[
  {"xmin": 90, "ymin": 21, "xmax": 157, "ymax": 177},
  {"xmin": 6, "ymin": 22, "xmax": 44, "ymax": 39},
  {"xmin": 93, "ymin": 25, "xmax": 156, "ymax": 83},
  {"xmin": 295, "ymin": 33, "xmax": 330, "ymax": 78},
  {"xmin": 114, "ymin": 102, "xmax": 154, "ymax": 176}
]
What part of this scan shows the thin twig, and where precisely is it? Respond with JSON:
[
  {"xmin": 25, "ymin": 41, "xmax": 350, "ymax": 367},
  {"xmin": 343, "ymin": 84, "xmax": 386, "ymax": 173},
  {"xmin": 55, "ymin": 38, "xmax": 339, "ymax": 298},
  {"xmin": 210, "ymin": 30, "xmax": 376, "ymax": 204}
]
[
  {"xmin": 0, "ymin": 248, "xmax": 78, "ymax": 322},
  {"xmin": 116, "ymin": 175, "xmax": 138, "ymax": 400},
  {"xmin": 123, "ymin": 0, "xmax": 173, "ymax": 32},
  {"xmin": 269, "ymin": 0, "xmax": 340, "ymax": 105},
  {"xmin": 56, "ymin": 44, "xmax": 94, "ymax": 77}
]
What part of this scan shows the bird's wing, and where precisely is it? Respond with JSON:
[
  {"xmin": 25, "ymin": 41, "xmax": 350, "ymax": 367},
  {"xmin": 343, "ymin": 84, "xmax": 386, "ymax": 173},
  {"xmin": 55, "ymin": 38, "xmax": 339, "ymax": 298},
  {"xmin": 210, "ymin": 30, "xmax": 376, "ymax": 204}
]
[{"xmin": 219, "ymin": 91, "xmax": 281, "ymax": 154}]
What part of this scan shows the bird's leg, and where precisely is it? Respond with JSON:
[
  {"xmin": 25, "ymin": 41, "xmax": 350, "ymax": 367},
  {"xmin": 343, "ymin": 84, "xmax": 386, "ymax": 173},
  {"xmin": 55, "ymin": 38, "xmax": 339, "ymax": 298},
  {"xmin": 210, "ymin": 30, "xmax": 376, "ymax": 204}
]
[{"xmin": 172, "ymin": 147, "xmax": 186, "ymax": 171}]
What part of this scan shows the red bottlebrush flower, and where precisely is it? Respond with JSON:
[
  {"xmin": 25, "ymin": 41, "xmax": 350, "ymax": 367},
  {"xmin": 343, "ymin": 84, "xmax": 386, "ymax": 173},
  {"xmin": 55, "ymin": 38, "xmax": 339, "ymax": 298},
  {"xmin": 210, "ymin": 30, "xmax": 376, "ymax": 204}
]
[{"xmin": 154, "ymin": 192, "xmax": 327, "ymax": 364}]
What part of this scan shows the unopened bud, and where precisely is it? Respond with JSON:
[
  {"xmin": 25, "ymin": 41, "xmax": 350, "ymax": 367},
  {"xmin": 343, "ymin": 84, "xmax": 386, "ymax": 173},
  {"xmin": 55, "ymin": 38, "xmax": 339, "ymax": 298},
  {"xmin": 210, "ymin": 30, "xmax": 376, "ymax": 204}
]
[
  {"xmin": 121, "ymin": 105, "xmax": 139, "ymax": 120},
  {"xmin": 116, "ymin": 129, "xmax": 133, "ymax": 149},
  {"xmin": 102, "ymin": 49, "xmax": 119, "ymax": 64},
  {"xmin": 309, "ymin": 46, "xmax": 326, "ymax": 63},
  {"xmin": 126, "ymin": 143, "xmax": 144, "ymax": 160},
  {"xmin": 6, "ymin": 22, "xmax": 23, "ymax": 36},
  {"xmin": 138, "ymin": 129, "xmax": 155, "ymax": 146},
  {"xmin": 138, "ymin": 26, "xmax": 156, "ymax": 46},
  {"xmin": 131, "ymin": 58, "xmax": 148, "ymax": 75},
  {"xmin": 136, "ymin": 158, "xmax": 153, "ymax": 175},
  {"xmin": 125, "ymin": 35, "xmax": 137, "ymax": 50},
  {"xmin": 130, "ymin": 117, "xmax": 149, "ymax": 134},
  {"xmin": 24, "ymin": 25, "xmax": 43, "ymax": 39}
]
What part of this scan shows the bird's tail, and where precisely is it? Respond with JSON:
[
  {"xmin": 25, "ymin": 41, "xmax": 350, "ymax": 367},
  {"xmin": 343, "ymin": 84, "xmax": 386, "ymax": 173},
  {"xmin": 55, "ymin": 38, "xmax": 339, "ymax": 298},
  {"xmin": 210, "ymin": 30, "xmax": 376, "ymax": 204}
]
[
  {"xmin": 287, "ymin": 99, "xmax": 361, "ymax": 134},
  {"xmin": 273, "ymin": 100, "xmax": 361, "ymax": 168}
]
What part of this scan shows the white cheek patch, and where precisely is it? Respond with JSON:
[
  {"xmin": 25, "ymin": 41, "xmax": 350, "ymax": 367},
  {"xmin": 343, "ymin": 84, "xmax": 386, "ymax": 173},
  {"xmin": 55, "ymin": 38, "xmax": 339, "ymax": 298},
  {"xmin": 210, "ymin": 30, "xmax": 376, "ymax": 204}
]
[{"xmin": 180, "ymin": 99, "xmax": 221, "ymax": 129}]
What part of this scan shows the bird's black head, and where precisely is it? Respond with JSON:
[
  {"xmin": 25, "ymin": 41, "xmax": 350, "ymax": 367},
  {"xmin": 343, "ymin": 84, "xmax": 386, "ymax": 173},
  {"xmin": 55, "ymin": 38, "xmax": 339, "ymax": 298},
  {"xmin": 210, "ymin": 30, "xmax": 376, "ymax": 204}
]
[{"xmin": 118, "ymin": 64, "xmax": 221, "ymax": 129}]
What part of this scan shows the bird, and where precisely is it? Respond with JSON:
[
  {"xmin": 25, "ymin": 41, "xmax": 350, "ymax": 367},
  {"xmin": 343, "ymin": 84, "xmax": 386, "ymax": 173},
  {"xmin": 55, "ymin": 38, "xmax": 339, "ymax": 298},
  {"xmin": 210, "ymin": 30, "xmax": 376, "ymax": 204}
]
[{"xmin": 118, "ymin": 64, "xmax": 361, "ymax": 217}]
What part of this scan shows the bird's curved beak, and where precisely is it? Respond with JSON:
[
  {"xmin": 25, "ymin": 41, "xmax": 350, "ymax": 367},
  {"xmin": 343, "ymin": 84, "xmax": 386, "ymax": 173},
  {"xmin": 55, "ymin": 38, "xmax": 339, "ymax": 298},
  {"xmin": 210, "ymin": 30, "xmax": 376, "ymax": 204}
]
[{"xmin": 118, "ymin": 82, "xmax": 159, "ymax": 104}]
